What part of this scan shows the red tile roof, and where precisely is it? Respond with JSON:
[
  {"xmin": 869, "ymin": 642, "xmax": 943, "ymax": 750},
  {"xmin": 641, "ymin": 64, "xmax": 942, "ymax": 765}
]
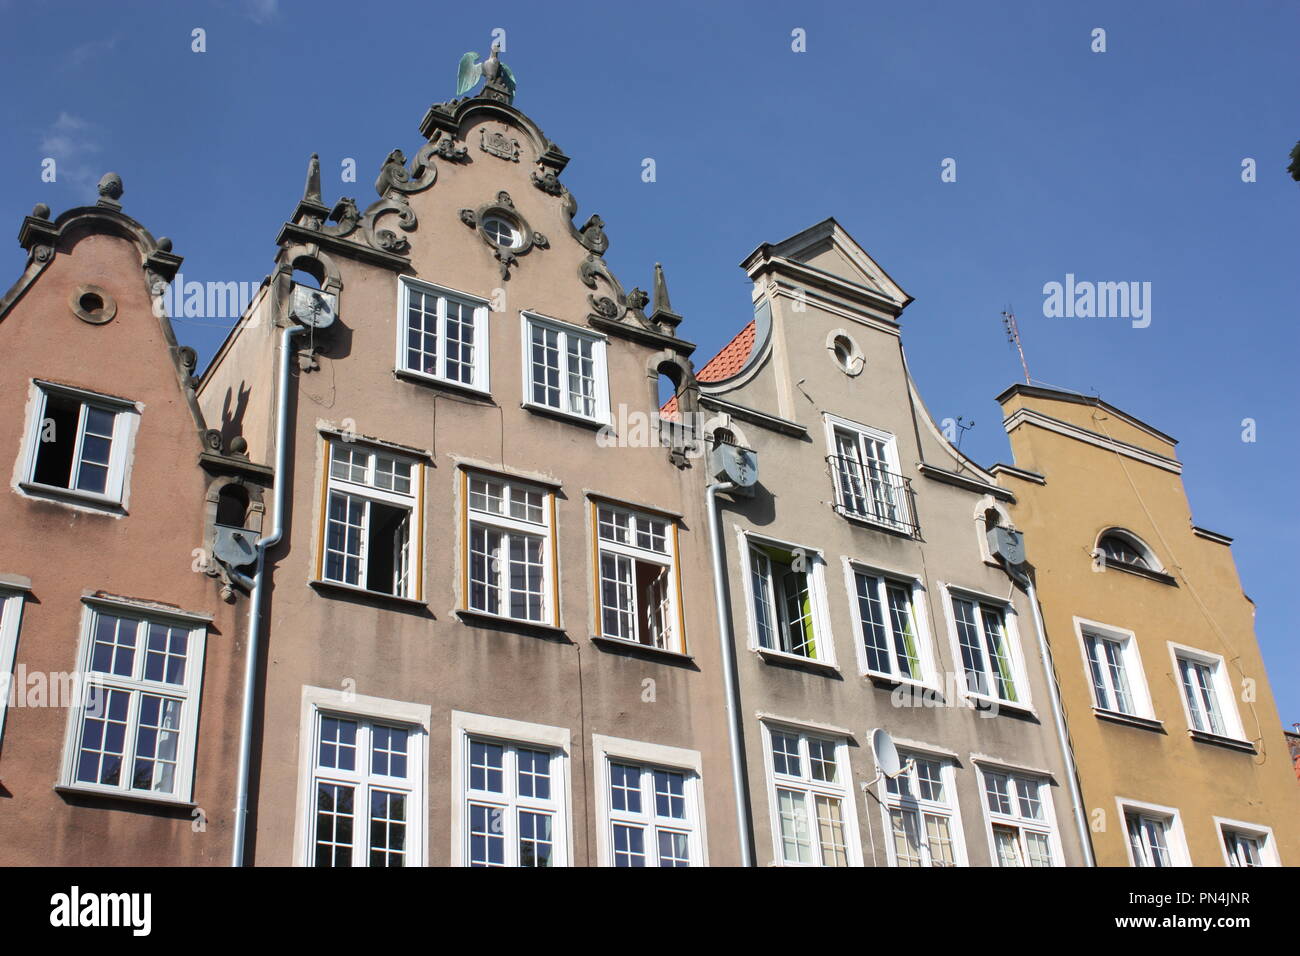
[{"xmin": 660, "ymin": 320, "xmax": 755, "ymax": 419}]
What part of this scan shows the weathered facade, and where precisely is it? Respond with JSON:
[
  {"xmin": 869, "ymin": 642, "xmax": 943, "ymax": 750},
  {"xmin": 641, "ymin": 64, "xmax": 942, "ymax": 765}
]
[
  {"xmin": 690, "ymin": 220, "xmax": 1091, "ymax": 866},
  {"xmin": 0, "ymin": 180, "xmax": 259, "ymax": 865},
  {"xmin": 196, "ymin": 69, "xmax": 738, "ymax": 865},
  {"xmin": 993, "ymin": 385, "xmax": 1300, "ymax": 866}
]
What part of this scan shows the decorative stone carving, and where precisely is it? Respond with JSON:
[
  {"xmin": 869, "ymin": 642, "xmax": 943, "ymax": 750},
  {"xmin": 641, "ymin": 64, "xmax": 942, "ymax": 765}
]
[
  {"xmin": 97, "ymin": 172, "xmax": 124, "ymax": 208},
  {"xmin": 360, "ymin": 198, "xmax": 417, "ymax": 255},
  {"xmin": 204, "ymin": 429, "xmax": 223, "ymax": 453},
  {"xmin": 577, "ymin": 214, "xmax": 609, "ymax": 255},
  {"xmin": 69, "ymin": 284, "xmax": 117, "ymax": 325},
  {"xmin": 459, "ymin": 190, "xmax": 546, "ymax": 280},
  {"xmin": 480, "ymin": 127, "xmax": 521, "ymax": 162},
  {"xmin": 431, "ymin": 132, "xmax": 468, "ymax": 162},
  {"xmin": 531, "ymin": 167, "xmax": 562, "ymax": 196},
  {"xmin": 374, "ymin": 142, "xmax": 440, "ymax": 198},
  {"xmin": 317, "ymin": 197, "xmax": 362, "ymax": 239},
  {"xmin": 580, "ymin": 255, "xmax": 628, "ymax": 322}
]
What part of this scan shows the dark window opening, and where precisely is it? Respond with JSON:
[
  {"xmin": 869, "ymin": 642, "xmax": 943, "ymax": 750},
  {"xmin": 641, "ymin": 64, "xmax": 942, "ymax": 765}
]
[
  {"xmin": 1100, "ymin": 534, "xmax": 1150, "ymax": 570},
  {"xmin": 366, "ymin": 503, "xmax": 410, "ymax": 596},
  {"xmin": 33, "ymin": 393, "xmax": 82, "ymax": 489},
  {"xmin": 216, "ymin": 485, "xmax": 250, "ymax": 527}
]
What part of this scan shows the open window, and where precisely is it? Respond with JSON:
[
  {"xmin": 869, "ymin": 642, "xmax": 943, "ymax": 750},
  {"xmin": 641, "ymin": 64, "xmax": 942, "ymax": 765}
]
[
  {"xmin": 593, "ymin": 502, "xmax": 682, "ymax": 652},
  {"xmin": 22, "ymin": 381, "xmax": 137, "ymax": 506},
  {"xmin": 744, "ymin": 538, "xmax": 830, "ymax": 663},
  {"xmin": 318, "ymin": 439, "xmax": 422, "ymax": 599}
]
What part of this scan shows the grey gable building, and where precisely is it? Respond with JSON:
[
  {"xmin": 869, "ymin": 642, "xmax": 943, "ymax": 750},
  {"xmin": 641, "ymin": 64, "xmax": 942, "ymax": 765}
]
[{"xmin": 693, "ymin": 219, "xmax": 1092, "ymax": 866}]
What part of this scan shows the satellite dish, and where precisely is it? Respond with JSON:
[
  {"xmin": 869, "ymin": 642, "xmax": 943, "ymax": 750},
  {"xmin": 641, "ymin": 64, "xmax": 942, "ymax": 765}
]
[
  {"xmin": 291, "ymin": 285, "xmax": 337, "ymax": 329},
  {"xmin": 871, "ymin": 728, "xmax": 901, "ymax": 777},
  {"xmin": 213, "ymin": 525, "xmax": 257, "ymax": 569},
  {"xmin": 711, "ymin": 444, "xmax": 758, "ymax": 489}
]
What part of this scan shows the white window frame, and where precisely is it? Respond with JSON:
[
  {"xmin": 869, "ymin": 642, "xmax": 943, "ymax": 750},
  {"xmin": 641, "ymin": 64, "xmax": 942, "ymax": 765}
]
[
  {"xmin": 461, "ymin": 469, "xmax": 558, "ymax": 627},
  {"xmin": 976, "ymin": 763, "xmax": 1063, "ymax": 867},
  {"xmin": 451, "ymin": 711, "xmax": 572, "ymax": 867},
  {"xmin": 520, "ymin": 312, "xmax": 610, "ymax": 425},
  {"xmin": 1168, "ymin": 642, "xmax": 1247, "ymax": 741},
  {"xmin": 941, "ymin": 585, "xmax": 1031, "ymax": 710},
  {"xmin": 58, "ymin": 598, "xmax": 208, "ymax": 805},
  {"xmin": 317, "ymin": 437, "xmax": 424, "ymax": 599},
  {"xmin": 396, "ymin": 277, "xmax": 491, "ymax": 393},
  {"xmin": 0, "ymin": 585, "xmax": 29, "ymax": 745},
  {"xmin": 592, "ymin": 735, "xmax": 706, "ymax": 867},
  {"xmin": 844, "ymin": 559, "xmax": 935, "ymax": 686},
  {"xmin": 1214, "ymin": 816, "xmax": 1281, "ymax": 867},
  {"xmin": 294, "ymin": 686, "xmax": 430, "ymax": 867},
  {"xmin": 18, "ymin": 380, "xmax": 140, "ymax": 508},
  {"xmin": 881, "ymin": 752, "xmax": 968, "ymax": 867},
  {"xmin": 739, "ymin": 531, "xmax": 836, "ymax": 666},
  {"xmin": 1074, "ymin": 617, "xmax": 1155, "ymax": 720},
  {"xmin": 759, "ymin": 720, "xmax": 861, "ymax": 867},
  {"xmin": 822, "ymin": 412, "xmax": 912, "ymax": 532},
  {"xmin": 1117, "ymin": 797, "xmax": 1191, "ymax": 867},
  {"xmin": 592, "ymin": 500, "xmax": 684, "ymax": 653}
]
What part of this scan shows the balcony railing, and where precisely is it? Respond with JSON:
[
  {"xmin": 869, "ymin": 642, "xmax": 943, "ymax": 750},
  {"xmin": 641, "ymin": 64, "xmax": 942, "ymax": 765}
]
[{"xmin": 826, "ymin": 455, "xmax": 920, "ymax": 537}]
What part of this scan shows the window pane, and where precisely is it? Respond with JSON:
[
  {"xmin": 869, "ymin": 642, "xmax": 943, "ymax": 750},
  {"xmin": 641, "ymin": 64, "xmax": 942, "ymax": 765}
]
[
  {"xmin": 856, "ymin": 574, "xmax": 891, "ymax": 673},
  {"xmin": 780, "ymin": 568, "xmax": 815, "ymax": 658},
  {"xmin": 612, "ymin": 824, "xmax": 646, "ymax": 867},
  {"xmin": 807, "ymin": 738, "xmax": 837, "ymax": 783},
  {"xmin": 992, "ymin": 824, "xmax": 1023, "ymax": 866},
  {"xmin": 653, "ymin": 769, "xmax": 686, "ymax": 818},
  {"xmin": 657, "ymin": 829, "xmax": 690, "ymax": 867},
  {"xmin": 565, "ymin": 334, "xmax": 597, "ymax": 418},
  {"xmin": 770, "ymin": 731, "xmax": 802, "ymax": 777},
  {"xmin": 315, "ymin": 782, "xmax": 355, "ymax": 867},
  {"xmin": 90, "ymin": 614, "xmax": 136, "ymax": 677},
  {"xmin": 507, "ymin": 534, "xmax": 545, "ymax": 622},
  {"xmin": 318, "ymin": 716, "xmax": 358, "ymax": 771},
  {"xmin": 444, "ymin": 299, "xmax": 476, "ymax": 384},
  {"xmin": 131, "ymin": 694, "xmax": 182, "ymax": 793},
  {"xmin": 952, "ymin": 598, "xmax": 988, "ymax": 695},
  {"xmin": 144, "ymin": 623, "xmax": 188, "ymax": 685},
  {"xmin": 886, "ymin": 584, "xmax": 921, "ymax": 678},
  {"xmin": 981, "ymin": 605, "xmax": 1017, "ymax": 702},
  {"xmin": 469, "ymin": 526, "xmax": 502, "ymax": 614},
  {"xmin": 814, "ymin": 795, "xmax": 848, "ymax": 866},
  {"xmin": 519, "ymin": 810, "xmax": 554, "ymax": 867},
  {"xmin": 984, "ymin": 772, "xmax": 1012, "ymax": 815},
  {"xmin": 406, "ymin": 288, "xmax": 439, "ymax": 375},
  {"xmin": 776, "ymin": 788, "xmax": 812, "ymax": 864},
  {"xmin": 469, "ymin": 803, "xmax": 506, "ymax": 866},
  {"xmin": 925, "ymin": 814, "xmax": 956, "ymax": 866},
  {"xmin": 890, "ymin": 808, "xmax": 923, "ymax": 867},
  {"xmin": 750, "ymin": 549, "xmax": 777, "ymax": 650},
  {"xmin": 324, "ymin": 492, "xmax": 364, "ymax": 585},
  {"xmin": 1025, "ymin": 830, "xmax": 1053, "ymax": 867},
  {"xmin": 76, "ymin": 406, "xmax": 115, "ymax": 494},
  {"xmin": 469, "ymin": 740, "xmax": 504, "ymax": 793},
  {"xmin": 76, "ymin": 687, "xmax": 130, "ymax": 786},
  {"xmin": 517, "ymin": 749, "xmax": 551, "ymax": 799},
  {"xmin": 530, "ymin": 324, "xmax": 561, "ymax": 408},
  {"xmin": 369, "ymin": 790, "xmax": 407, "ymax": 867},
  {"xmin": 599, "ymin": 552, "xmax": 634, "ymax": 639},
  {"xmin": 609, "ymin": 763, "xmax": 642, "ymax": 813},
  {"xmin": 469, "ymin": 478, "xmax": 504, "ymax": 515},
  {"xmin": 371, "ymin": 725, "xmax": 409, "ymax": 778}
]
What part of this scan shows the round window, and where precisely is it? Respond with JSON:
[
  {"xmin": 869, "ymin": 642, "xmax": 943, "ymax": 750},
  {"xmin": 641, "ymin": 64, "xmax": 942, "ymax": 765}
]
[
  {"xmin": 827, "ymin": 332, "xmax": 863, "ymax": 375},
  {"xmin": 481, "ymin": 216, "xmax": 519, "ymax": 248}
]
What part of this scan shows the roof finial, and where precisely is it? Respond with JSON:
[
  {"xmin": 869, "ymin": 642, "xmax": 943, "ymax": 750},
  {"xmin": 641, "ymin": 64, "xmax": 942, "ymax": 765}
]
[
  {"xmin": 649, "ymin": 262, "xmax": 683, "ymax": 332},
  {"xmin": 97, "ymin": 172, "xmax": 123, "ymax": 209},
  {"xmin": 456, "ymin": 40, "xmax": 517, "ymax": 103},
  {"xmin": 303, "ymin": 153, "xmax": 322, "ymax": 204}
]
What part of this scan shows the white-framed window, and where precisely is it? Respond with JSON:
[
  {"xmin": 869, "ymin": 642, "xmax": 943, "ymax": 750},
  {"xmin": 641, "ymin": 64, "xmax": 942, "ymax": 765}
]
[
  {"xmin": 481, "ymin": 216, "xmax": 521, "ymax": 249},
  {"xmin": 883, "ymin": 754, "xmax": 966, "ymax": 867},
  {"xmin": 0, "ymin": 586, "xmax": 28, "ymax": 745},
  {"xmin": 296, "ymin": 687, "xmax": 429, "ymax": 867},
  {"xmin": 318, "ymin": 438, "xmax": 423, "ymax": 599},
  {"xmin": 1075, "ymin": 619, "xmax": 1154, "ymax": 719},
  {"xmin": 397, "ymin": 277, "xmax": 491, "ymax": 392},
  {"xmin": 522, "ymin": 313, "xmax": 610, "ymax": 424},
  {"xmin": 946, "ymin": 589, "xmax": 1026, "ymax": 706},
  {"xmin": 824, "ymin": 414, "xmax": 914, "ymax": 533},
  {"xmin": 979, "ymin": 766, "xmax": 1060, "ymax": 867},
  {"xmin": 451, "ymin": 712, "xmax": 571, "ymax": 868},
  {"xmin": 1216, "ymin": 818, "xmax": 1280, "ymax": 867},
  {"xmin": 593, "ymin": 501, "xmax": 683, "ymax": 652},
  {"xmin": 1169, "ymin": 643, "xmax": 1245, "ymax": 741},
  {"xmin": 743, "ymin": 535, "xmax": 833, "ymax": 664},
  {"xmin": 462, "ymin": 470, "xmax": 557, "ymax": 626},
  {"xmin": 1118, "ymin": 799, "xmax": 1189, "ymax": 868},
  {"xmin": 20, "ymin": 381, "xmax": 139, "ymax": 506},
  {"xmin": 59, "ymin": 600, "xmax": 207, "ymax": 803},
  {"xmin": 592, "ymin": 735, "xmax": 706, "ymax": 867},
  {"xmin": 761, "ymin": 723, "xmax": 859, "ymax": 866},
  {"xmin": 847, "ymin": 563, "xmax": 931, "ymax": 682}
]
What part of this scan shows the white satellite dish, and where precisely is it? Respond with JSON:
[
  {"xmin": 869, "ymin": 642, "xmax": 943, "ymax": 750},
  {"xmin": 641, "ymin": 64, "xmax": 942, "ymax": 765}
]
[{"xmin": 871, "ymin": 728, "xmax": 902, "ymax": 777}]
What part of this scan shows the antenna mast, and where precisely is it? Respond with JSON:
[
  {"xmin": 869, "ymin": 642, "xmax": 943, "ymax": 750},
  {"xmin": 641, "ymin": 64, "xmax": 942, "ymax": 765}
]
[{"xmin": 1001, "ymin": 307, "xmax": 1031, "ymax": 385}]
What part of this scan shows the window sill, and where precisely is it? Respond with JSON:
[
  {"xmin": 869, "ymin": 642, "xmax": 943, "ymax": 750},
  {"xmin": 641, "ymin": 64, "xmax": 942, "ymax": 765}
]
[
  {"xmin": 455, "ymin": 608, "xmax": 568, "ymax": 639},
  {"xmin": 1093, "ymin": 707, "xmax": 1165, "ymax": 732},
  {"xmin": 55, "ymin": 784, "xmax": 195, "ymax": 809},
  {"xmin": 591, "ymin": 634, "xmax": 694, "ymax": 663},
  {"xmin": 1188, "ymin": 729, "xmax": 1257, "ymax": 753},
  {"xmin": 394, "ymin": 368, "xmax": 494, "ymax": 402},
  {"xmin": 755, "ymin": 648, "xmax": 840, "ymax": 675},
  {"xmin": 1101, "ymin": 561, "xmax": 1178, "ymax": 586},
  {"xmin": 521, "ymin": 401, "xmax": 608, "ymax": 430},
  {"xmin": 310, "ymin": 578, "xmax": 429, "ymax": 610},
  {"xmin": 18, "ymin": 481, "xmax": 126, "ymax": 513},
  {"xmin": 963, "ymin": 692, "xmax": 1037, "ymax": 718},
  {"xmin": 864, "ymin": 672, "xmax": 940, "ymax": 695},
  {"xmin": 833, "ymin": 507, "xmax": 918, "ymax": 539}
]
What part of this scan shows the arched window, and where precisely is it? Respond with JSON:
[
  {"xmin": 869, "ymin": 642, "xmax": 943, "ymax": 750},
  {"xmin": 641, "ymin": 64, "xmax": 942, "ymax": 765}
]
[{"xmin": 1097, "ymin": 530, "xmax": 1159, "ymax": 571}]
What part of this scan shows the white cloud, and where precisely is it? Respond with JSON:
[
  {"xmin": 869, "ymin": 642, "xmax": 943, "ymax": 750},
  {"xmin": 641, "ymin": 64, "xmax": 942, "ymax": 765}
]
[{"xmin": 39, "ymin": 113, "xmax": 103, "ymax": 199}]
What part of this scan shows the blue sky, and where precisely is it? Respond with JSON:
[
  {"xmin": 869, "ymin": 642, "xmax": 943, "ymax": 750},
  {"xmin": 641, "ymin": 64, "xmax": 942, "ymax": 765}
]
[{"xmin": 2, "ymin": 1, "xmax": 1296, "ymax": 723}]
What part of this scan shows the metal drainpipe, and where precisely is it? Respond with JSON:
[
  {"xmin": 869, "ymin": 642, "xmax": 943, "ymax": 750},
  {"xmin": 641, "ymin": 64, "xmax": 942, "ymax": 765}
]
[
  {"xmin": 1017, "ymin": 566, "xmax": 1096, "ymax": 867},
  {"xmin": 231, "ymin": 322, "xmax": 306, "ymax": 867},
  {"xmin": 705, "ymin": 479, "xmax": 754, "ymax": 866}
]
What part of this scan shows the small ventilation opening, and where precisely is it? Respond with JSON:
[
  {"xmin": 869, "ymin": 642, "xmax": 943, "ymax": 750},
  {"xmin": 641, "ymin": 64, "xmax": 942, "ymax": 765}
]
[{"xmin": 79, "ymin": 292, "xmax": 105, "ymax": 314}]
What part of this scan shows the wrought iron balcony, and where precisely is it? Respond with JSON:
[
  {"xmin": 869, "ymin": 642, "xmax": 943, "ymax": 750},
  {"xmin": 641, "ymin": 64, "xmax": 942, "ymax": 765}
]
[{"xmin": 826, "ymin": 455, "xmax": 920, "ymax": 537}]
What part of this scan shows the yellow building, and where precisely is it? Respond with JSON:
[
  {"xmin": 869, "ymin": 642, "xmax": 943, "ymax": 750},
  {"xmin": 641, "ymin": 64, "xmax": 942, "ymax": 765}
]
[{"xmin": 993, "ymin": 385, "xmax": 1300, "ymax": 867}]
